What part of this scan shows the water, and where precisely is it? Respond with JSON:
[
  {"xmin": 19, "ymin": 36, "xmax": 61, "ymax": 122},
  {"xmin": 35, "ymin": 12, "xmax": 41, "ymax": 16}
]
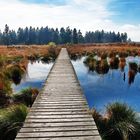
[
  {"xmin": 71, "ymin": 56, "xmax": 140, "ymax": 112},
  {"xmin": 11, "ymin": 56, "xmax": 140, "ymax": 113},
  {"xmin": 12, "ymin": 61, "xmax": 53, "ymax": 93}
]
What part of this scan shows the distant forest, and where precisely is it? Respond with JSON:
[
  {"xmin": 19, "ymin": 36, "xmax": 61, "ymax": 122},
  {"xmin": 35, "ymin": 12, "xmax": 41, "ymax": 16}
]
[{"xmin": 0, "ymin": 24, "xmax": 129, "ymax": 45}]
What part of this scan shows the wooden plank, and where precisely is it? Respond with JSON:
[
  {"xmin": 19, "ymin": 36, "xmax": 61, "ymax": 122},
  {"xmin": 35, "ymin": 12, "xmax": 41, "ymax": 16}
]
[
  {"xmin": 20, "ymin": 126, "xmax": 97, "ymax": 132},
  {"xmin": 31, "ymin": 106, "xmax": 88, "ymax": 109},
  {"xmin": 28, "ymin": 111, "xmax": 89, "ymax": 115},
  {"xmin": 23, "ymin": 121, "xmax": 96, "ymax": 128},
  {"xmin": 30, "ymin": 108, "xmax": 89, "ymax": 112},
  {"xmin": 16, "ymin": 48, "xmax": 101, "ymax": 140},
  {"xmin": 17, "ymin": 130, "xmax": 99, "ymax": 138},
  {"xmin": 25, "ymin": 118, "xmax": 94, "ymax": 123},
  {"xmin": 16, "ymin": 136, "xmax": 101, "ymax": 140},
  {"xmin": 27, "ymin": 114, "xmax": 92, "ymax": 119},
  {"xmin": 34, "ymin": 101, "xmax": 87, "ymax": 104}
]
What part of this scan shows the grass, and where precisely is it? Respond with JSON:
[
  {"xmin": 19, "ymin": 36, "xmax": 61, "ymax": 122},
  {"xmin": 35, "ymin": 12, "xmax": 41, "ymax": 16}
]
[
  {"xmin": 0, "ymin": 44, "xmax": 140, "ymax": 139},
  {"xmin": 5, "ymin": 65, "xmax": 25, "ymax": 85},
  {"xmin": 0, "ymin": 104, "xmax": 28, "ymax": 140},
  {"xmin": 13, "ymin": 88, "xmax": 39, "ymax": 107},
  {"xmin": 119, "ymin": 58, "xmax": 126, "ymax": 71},
  {"xmin": 129, "ymin": 62, "xmax": 138, "ymax": 72},
  {"xmin": 0, "ymin": 87, "xmax": 38, "ymax": 139},
  {"xmin": 95, "ymin": 59, "xmax": 109, "ymax": 74},
  {"xmin": 91, "ymin": 102, "xmax": 140, "ymax": 140},
  {"xmin": 109, "ymin": 57, "xmax": 119, "ymax": 69},
  {"xmin": 84, "ymin": 55, "xmax": 96, "ymax": 71},
  {"xmin": 0, "ymin": 45, "xmax": 61, "ymax": 59}
]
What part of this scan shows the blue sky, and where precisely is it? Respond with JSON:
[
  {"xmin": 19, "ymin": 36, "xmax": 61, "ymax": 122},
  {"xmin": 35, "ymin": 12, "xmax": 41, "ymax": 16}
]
[
  {"xmin": 20, "ymin": 0, "xmax": 140, "ymax": 25},
  {"xmin": 20, "ymin": 0, "xmax": 67, "ymax": 5},
  {"xmin": 108, "ymin": 0, "xmax": 140, "ymax": 25},
  {"xmin": 0, "ymin": 0, "xmax": 140, "ymax": 41}
]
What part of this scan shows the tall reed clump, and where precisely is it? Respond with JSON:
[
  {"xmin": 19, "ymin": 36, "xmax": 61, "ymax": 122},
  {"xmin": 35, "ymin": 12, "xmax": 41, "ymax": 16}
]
[
  {"xmin": 91, "ymin": 102, "xmax": 140, "ymax": 140},
  {"xmin": 0, "ymin": 104, "xmax": 28, "ymax": 140}
]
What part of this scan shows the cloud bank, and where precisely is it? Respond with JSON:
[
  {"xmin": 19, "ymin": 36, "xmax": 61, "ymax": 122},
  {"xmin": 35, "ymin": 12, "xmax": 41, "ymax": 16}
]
[{"xmin": 0, "ymin": 0, "xmax": 139, "ymax": 41}]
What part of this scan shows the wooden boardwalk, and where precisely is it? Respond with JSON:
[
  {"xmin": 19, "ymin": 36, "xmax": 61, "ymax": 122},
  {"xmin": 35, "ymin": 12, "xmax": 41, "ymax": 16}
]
[{"xmin": 16, "ymin": 48, "xmax": 101, "ymax": 140}]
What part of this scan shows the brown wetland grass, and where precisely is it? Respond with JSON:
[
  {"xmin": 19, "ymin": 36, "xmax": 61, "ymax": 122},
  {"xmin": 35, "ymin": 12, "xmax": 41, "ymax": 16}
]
[{"xmin": 0, "ymin": 43, "xmax": 140, "ymax": 139}]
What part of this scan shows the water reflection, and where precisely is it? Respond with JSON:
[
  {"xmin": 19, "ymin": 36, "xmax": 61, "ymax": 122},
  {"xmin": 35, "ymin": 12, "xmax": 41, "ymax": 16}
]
[
  {"xmin": 71, "ymin": 56, "xmax": 140, "ymax": 112},
  {"xmin": 12, "ymin": 61, "xmax": 53, "ymax": 93}
]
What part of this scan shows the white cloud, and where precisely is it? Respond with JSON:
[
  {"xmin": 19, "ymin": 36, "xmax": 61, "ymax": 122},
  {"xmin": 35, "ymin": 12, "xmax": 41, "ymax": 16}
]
[
  {"xmin": 0, "ymin": 0, "xmax": 139, "ymax": 41},
  {"xmin": 119, "ymin": 24, "xmax": 140, "ymax": 41}
]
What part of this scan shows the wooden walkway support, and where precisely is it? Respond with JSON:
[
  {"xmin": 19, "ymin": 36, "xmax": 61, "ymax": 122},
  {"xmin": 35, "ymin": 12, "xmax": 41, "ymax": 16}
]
[{"xmin": 16, "ymin": 48, "xmax": 101, "ymax": 140}]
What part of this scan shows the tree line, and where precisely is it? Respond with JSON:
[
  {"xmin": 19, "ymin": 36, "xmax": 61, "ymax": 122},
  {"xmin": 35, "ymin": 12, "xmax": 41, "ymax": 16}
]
[{"xmin": 0, "ymin": 24, "xmax": 129, "ymax": 45}]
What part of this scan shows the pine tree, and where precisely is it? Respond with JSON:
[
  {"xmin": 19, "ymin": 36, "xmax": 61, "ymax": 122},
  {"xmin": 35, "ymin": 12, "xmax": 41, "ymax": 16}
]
[
  {"xmin": 78, "ymin": 30, "xmax": 84, "ymax": 43},
  {"xmin": 4, "ymin": 24, "xmax": 9, "ymax": 46},
  {"xmin": 60, "ymin": 27, "xmax": 66, "ymax": 44},
  {"xmin": 72, "ymin": 28, "xmax": 78, "ymax": 44}
]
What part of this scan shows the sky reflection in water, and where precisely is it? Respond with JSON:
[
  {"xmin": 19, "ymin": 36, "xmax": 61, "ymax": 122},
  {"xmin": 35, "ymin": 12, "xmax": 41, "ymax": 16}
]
[
  {"xmin": 11, "ymin": 57, "xmax": 140, "ymax": 113},
  {"xmin": 71, "ymin": 56, "xmax": 140, "ymax": 113},
  {"xmin": 12, "ymin": 61, "xmax": 53, "ymax": 93}
]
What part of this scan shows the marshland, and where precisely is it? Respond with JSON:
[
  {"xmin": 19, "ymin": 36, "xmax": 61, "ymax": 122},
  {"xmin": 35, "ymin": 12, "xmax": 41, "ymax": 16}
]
[
  {"xmin": 0, "ymin": 43, "xmax": 140, "ymax": 140},
  {"xmin": 0, "ymin": 0, "xmax": 140, "ymax": 138}
]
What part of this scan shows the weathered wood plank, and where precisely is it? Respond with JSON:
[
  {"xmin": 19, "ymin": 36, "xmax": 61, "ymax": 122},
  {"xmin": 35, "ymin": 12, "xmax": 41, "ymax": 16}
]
[
  {"xmin": 27, "ymin": 114, "xmax": 92, "ymax": 119},
  {"xmin": 16, "ymin": 48, "xmax": 101, "ymax": 140},
  {"xmin": 20, "ymin": 126, "xmax": 97, "ymax": 132},
  {"xmin": 28, "ymin": 111, "xmax": 89, "ymax": 115},
  {"xmin": 30, "ymin": 108, "xmax": 89, "ymax": 112},
  {"xmin": 31, "ymin": 106, "xmax": 88, "ymax": 109},
  {"xmin": 17, "ymin": 130, "xmax": 99, "ymax": 138},
  {"xmin": 16, "ymin": 136, "xmax": 101, "ymax": 140},
  {"xmin": 25, "ymin": 118, "xmax": 94, "ymax": 123}
]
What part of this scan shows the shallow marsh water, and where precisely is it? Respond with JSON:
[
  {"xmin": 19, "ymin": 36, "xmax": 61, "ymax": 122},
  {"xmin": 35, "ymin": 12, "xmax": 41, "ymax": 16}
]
[
  {"xmin": 12, "ymin": 61, "xmax": 53, "ymax": 93},
  {"xmin": 71, "ymin": 56, "xmax": 140, "ymax": 112},
  {"xmin": 11, "ymin": 56, "xmax": 140, "ymax": 113}
]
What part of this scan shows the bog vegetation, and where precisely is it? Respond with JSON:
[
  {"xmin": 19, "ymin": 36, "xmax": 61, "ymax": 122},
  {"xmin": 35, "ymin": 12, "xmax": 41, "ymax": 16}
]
[
  {"xmin": 0, "ymin": 44, "xmax": 140, "ymax": 140},
  {"xmin": 0, "ymin": 45, "xmax": 59, "ymax": 140},
  {"xmin": 91, "ymin": 102, "xmax": 140, "ymax": 140}
]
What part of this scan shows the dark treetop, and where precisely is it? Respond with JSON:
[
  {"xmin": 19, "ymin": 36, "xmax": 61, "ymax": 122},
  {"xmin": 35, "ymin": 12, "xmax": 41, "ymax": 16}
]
[{"xmin": 0, "ymin": 24, "xmax": 128, "ymax": 45}]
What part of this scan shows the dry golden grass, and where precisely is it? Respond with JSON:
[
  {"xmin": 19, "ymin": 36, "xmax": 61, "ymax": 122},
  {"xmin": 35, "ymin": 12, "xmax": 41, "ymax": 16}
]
[
  {"xmin": 0, "ymin": 43, "xmax": 140, "ymax": 58},
  {"xmin": 67, "ymin": 43, "xmax": 140, "ymax": 55},
  {"xmin": 0, "ymin": 45, "xmax": 61, "ymax": 58}
]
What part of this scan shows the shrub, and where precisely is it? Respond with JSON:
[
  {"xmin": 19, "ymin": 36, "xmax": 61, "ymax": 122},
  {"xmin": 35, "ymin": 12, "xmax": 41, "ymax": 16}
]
[
  {"xmin": 48, "ymin": 46, "xmax": 57, "ymax": 59},
  {"xmin": 48, "ymin": 42, "xmax": 56, "ymax": 47}
]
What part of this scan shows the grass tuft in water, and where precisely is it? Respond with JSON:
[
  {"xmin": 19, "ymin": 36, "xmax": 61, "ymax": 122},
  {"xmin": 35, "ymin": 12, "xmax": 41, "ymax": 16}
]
[{"xmin": 91, "ymin": 102, "xmax": 140, "ymax": 140}]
